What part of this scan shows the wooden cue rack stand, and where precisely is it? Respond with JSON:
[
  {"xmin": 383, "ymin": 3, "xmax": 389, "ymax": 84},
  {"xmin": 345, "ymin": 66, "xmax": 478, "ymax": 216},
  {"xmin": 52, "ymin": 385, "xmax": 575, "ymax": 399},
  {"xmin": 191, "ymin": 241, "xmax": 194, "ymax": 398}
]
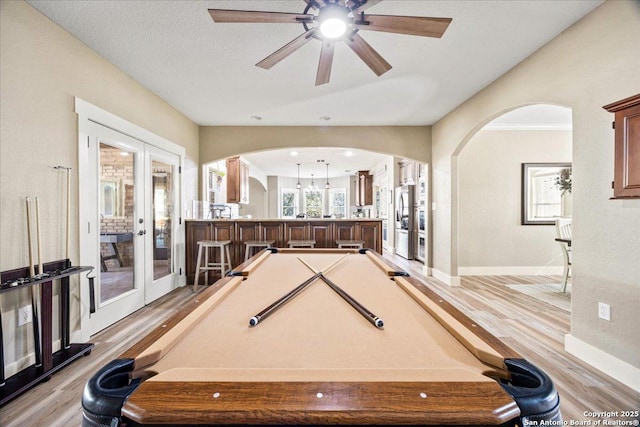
[{"xmin": 0, "ymin": 260, "xmax": 94, "ymax": 406}]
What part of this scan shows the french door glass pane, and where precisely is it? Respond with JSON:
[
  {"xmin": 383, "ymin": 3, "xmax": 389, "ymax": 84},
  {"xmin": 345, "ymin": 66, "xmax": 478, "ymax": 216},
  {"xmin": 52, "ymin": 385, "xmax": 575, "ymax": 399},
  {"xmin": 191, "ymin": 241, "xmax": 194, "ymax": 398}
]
[
  {"xmin": 99, "ymin": 142, "xmax": 135, "ymax": 303},
  {"xmin": 152, "ymin": 160, "xmax": 173, "ymax": 280}
]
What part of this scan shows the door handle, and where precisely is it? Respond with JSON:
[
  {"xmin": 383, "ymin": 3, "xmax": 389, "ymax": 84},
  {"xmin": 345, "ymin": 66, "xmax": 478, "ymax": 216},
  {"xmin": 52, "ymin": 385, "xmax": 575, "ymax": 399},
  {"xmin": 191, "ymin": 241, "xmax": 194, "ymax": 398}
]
[{"xmin": 138, "ymin": 230, "xmax": 146, "ymax": 236}]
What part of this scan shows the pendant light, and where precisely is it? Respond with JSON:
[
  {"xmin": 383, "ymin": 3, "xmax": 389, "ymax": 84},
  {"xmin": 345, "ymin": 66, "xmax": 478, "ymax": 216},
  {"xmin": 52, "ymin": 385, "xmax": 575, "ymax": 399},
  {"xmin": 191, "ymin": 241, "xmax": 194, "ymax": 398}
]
[
  {"xmin": 309, "ymin": 174, "xmax": 317, "ymax": 191},
  {"xmin": 296, "ymin": 163, "xmax": 301, "ymax": 189},
  {"xmin": 325, "ymin": 163, "xmax": 330, "ymax": 189}
]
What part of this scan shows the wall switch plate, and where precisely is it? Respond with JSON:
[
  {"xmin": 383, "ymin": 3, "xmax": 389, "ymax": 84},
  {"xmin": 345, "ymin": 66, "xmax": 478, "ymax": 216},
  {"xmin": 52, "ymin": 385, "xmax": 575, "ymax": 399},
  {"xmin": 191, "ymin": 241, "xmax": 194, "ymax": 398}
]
[
  {"xmin": 598, "ymin": 302, "xmax": 611, "ymax": 321},
  {"xmin": 18, "ymin": 305, "xmax": 33, "ymax": 326}
]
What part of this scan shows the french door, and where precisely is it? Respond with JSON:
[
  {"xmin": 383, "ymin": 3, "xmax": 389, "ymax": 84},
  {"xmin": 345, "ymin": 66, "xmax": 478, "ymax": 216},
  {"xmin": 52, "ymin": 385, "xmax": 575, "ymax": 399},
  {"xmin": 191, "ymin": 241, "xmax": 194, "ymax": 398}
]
[
  {"xmin": 79, "ymin": 121, "xmax": 181, "ymax": 335},
  {"xmin": 145, "ymin": 145, "xmax": 180, "ymax": 303}
]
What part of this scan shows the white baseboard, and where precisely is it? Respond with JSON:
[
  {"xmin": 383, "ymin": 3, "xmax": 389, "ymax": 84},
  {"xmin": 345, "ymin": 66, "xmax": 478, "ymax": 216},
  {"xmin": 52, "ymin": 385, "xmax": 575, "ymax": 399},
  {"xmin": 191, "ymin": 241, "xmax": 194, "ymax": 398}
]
[
  {"xmin": 422, "ymin": 265, "xmax": 432, "ymax": 276},
  {"xmin": 565, "ymin": 333, "xmax": 640, "ymax": 392},
  {"xmin": 458, "ymin": 266, "xmax": 563, "ymax": 276},
  {"xmin": 4, "ymin": 338, "xmax": 63, "ymax": 378},
  {"xmin": 4, "ymin": 353, "xmax": 36, "ymax": 379},
  {"xmin": 432, "ymin": 269, "xmax": 461, "ymax": 286}
]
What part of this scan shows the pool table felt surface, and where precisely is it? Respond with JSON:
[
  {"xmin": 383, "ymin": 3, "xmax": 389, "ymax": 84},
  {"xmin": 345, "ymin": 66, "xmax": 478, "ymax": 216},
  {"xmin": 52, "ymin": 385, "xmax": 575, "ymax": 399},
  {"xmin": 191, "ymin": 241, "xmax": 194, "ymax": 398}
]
[{"xmin": 130, "ymin": 250, "xmax": 515, "ymax": 382}]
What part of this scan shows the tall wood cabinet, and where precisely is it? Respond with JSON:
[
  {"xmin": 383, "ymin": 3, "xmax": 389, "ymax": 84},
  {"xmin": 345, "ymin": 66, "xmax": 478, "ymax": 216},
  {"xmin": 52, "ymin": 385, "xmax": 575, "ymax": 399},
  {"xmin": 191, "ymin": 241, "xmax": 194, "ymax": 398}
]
[
  {"xmin": 603, "ymin": 94, "xmax": 640, "ymax": 199},
  {"xmin": 356, "ymin": 170, "xmax": 373, "ymax": 206},
  {"xmin": 226, "ymin": 156, "xmax": 250, "ymax": 204}
]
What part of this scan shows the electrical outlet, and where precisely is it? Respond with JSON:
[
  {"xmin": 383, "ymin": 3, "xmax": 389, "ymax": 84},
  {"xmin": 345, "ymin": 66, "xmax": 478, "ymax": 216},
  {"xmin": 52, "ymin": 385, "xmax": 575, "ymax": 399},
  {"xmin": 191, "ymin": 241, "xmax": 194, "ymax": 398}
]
[
  {"xmin": 598, "ymin": 302, "xmax": 611, "ymax": 321},
  {"xmin": 18, "ymin": 305, "xmax": 33, "ymax": 326}
]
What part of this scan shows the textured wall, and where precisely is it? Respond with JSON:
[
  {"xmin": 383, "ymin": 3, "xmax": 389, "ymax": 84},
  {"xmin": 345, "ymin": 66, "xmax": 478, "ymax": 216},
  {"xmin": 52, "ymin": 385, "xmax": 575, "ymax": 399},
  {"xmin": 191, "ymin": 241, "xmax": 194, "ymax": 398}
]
[
  {"xmin": 199, "ymin": 126, "xmax": 431, "ymax": 166},
  {"xmin": 432, "ymin": 0, "xmax": 640, "ymax": 368},
  {"xmin": 0, "ymin": 1, "xmax": 198, "ymax": 373},
  {"xmin": 458, "ymin": 129, "xmax": 572, "ymax": 273}
]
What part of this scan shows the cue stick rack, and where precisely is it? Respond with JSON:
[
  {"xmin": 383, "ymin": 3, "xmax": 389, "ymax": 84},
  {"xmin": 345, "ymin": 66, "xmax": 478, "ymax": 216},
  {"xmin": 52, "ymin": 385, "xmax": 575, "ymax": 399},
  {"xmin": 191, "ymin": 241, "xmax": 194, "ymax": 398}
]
[{"xmin": 0, "ymin": 260, "xmax": 95, "ymax": 406}]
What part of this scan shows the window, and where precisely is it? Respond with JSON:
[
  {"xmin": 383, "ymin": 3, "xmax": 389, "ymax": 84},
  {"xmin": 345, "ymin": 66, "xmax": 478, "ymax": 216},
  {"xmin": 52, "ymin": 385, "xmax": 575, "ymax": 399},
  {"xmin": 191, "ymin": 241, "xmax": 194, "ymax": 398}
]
[
  {"xmin": 328, "ymin": 188, "xmax": 347, "ymax": 218},
  {"xmin": 304, "ymin": 189, "xmax": 324, "ymax": 218},
  {"xmin": 281, "ymin": 188, "xmax": 298, "ymax": 218}
]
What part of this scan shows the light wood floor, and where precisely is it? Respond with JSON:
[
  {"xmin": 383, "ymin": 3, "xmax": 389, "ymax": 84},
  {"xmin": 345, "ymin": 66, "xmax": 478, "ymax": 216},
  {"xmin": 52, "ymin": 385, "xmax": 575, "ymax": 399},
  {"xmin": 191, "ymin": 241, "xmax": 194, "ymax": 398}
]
[{"xmin": 1, "ymin": 253, "xmax": 638, "ymax": 426}]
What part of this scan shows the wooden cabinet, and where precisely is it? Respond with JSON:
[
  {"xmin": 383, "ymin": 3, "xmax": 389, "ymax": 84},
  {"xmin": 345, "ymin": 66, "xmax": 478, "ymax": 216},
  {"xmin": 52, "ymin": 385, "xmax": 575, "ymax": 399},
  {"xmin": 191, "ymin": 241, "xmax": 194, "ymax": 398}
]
[
  {"xmin": 604, "ymin": 94, "xmax": 640, "ymax": 199},
  {"xmin": 185, "ymin": 221, "xmax": 211, "ymax": 284},
  {"xmin": 261, "ymin": 222, "xmax": 285, "ymax": 247},
  {"xmin": 284, "ymin": 221, "xmax": 310, "ymax": 242},
  {"xmin": 235, "ymin": 221, "xmax": 260, "ymax": 261},
  {"xmin": 399, "ymin": 160, "xmax": 417, "ymax": 185},
  {"xmin": 356, "ymin": 170, "xmax": 373, "ymax": 206},
  {"xmin": 335, "ymin": 222, "xmax": 357, "ymax": 241},
  {"xmin": 310, "ymin": 222, "xmax": 333, "ymax": 248},
  {"xmin": 226, "ymin": 156, "xmax": 250, "ymax": 204},
  {"xmin": 359, "ymin": 221, "xmax": 381, "ymax": 251}
]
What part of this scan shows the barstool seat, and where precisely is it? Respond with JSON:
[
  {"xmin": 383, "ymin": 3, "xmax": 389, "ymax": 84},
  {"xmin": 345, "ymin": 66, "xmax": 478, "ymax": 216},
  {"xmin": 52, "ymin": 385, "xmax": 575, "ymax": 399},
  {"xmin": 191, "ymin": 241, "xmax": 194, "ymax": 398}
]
[
  {"xmin": 288, "ymin": 239, "xmax": 316, "ymax": 248},
  {"xmin": 193, "ymin": 240, "xmax": 232, "ymax": 292},
  {"xmin": 336, "ymin": 240, "xmax": 364, "ymax": 249},
  {"xmin": 244, "ymin": 240, "xmax": 275, "ymax": 261}
]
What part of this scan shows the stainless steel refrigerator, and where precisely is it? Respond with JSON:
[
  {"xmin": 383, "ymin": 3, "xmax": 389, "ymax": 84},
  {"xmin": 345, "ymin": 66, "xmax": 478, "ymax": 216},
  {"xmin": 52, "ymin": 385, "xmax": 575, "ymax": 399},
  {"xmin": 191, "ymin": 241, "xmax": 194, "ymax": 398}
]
[{"xmin": 395, "ymin": 185, "xmax": 415, "ymax": 259}]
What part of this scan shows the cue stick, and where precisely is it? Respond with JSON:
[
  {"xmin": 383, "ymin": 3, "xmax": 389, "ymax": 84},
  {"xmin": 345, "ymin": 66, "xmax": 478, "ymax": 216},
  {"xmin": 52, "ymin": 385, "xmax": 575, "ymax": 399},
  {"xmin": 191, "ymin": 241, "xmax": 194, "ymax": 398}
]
[
  {"xmin": 249, "ymin": 254, "xmax": 349, "ymax": 327},
  {"xmin": 26, "ymin": 198, "xmax": 35, "ymax": 277},
  {"xmin": 54, "ymin": 165, "xmax": 73, "ymax": 267},
  {"xmin": 66, "ymin": 168, "xmax": 70, "ymax": 263},
  {"xmin": 35, "ymin": 197, "xmax": 43, "ymax": 276},
  {"xmin": 297, "ymin": 257, "xmax": 384, "ymax": 329},
  {"xmin": 26, "ymin": 197, "xmax": 43, "ymax": 367}
]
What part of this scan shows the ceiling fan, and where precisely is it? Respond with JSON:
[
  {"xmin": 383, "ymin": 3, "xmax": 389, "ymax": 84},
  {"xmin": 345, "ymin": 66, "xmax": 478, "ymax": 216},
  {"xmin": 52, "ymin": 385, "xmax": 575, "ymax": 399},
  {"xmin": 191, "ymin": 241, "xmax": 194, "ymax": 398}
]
[{"xmin": 208, "ymin": 0, "xmax": 452, "ymax": 86}]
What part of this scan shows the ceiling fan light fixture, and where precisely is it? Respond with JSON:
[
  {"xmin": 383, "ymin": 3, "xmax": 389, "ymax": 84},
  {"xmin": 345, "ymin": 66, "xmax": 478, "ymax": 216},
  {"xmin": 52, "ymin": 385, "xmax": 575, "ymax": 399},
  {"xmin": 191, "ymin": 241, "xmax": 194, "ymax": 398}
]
[
  {"xmin": 320, "ymin": 18, "xmax": 347, "ymax": 39},
  {"xmin": 318, "ymin": 5, "xmax": 351, "ymax": 39}
]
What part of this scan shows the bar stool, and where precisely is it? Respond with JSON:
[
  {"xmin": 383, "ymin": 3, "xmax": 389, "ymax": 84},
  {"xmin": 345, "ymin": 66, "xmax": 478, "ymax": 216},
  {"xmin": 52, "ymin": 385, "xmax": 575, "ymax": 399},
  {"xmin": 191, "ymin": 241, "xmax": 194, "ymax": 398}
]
[
  {"xmin": 336, "ymin": 240, "xmax": 364, "ymax": 249},
  {"xmin": 193, "ymin": 240, "xmax": 232, "ymax": 292},
  {"xmin": 244, "ymin": 240, "xmax": 275, "ymax": 261},
  {"xmin": 287, "ymin": 239, "xmax": 316, "ymax": 248}
]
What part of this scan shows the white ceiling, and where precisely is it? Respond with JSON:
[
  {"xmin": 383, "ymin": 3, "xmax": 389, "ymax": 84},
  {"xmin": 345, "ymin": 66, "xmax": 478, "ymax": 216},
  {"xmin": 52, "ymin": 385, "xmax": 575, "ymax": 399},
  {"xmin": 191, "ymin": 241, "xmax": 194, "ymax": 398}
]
[
  {"xmin": 26, "ymin": 1, "xmax": 588, "ymax": 178},
  {"xmin": 27, "ymin": 0, "xmax": 602, "ymax": 127},
  {"xmin": 242, "ymin": 147, "xmax": 388, "ymax": 179}
]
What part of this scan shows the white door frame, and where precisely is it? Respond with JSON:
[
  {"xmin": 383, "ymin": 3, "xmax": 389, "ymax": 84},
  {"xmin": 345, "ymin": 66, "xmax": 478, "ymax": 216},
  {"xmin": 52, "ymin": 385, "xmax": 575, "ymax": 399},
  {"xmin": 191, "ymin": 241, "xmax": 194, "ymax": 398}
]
[{"xmin": 76, "ymin": 98, "xmax": 185, "ymax": 341}]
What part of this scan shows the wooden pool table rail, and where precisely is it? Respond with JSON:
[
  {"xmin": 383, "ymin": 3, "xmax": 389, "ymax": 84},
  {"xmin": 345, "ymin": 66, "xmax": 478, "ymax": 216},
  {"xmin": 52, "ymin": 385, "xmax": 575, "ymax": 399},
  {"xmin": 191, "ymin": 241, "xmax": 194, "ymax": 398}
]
[{"xmin": 122, "ymin": 380, "xmax": 521, "ymax": 426}]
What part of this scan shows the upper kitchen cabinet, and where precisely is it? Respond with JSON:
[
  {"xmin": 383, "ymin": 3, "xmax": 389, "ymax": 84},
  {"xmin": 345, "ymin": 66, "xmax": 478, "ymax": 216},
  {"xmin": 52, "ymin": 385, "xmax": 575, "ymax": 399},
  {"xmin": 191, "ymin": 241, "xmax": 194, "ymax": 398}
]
[
  {"xmin": 398, "ymin": 159, "xmax": 417, "ymax": 185},
  {"xmin": 603, "ymin": 94, "xmax": 640, "ymax": 199},
  {"xmin": 356, "ymin": 170, "xmax": 373, "ymax": 206},
  {"xmin": 226, "ymin": 156, "xmax": 250, "ymax": 204}
]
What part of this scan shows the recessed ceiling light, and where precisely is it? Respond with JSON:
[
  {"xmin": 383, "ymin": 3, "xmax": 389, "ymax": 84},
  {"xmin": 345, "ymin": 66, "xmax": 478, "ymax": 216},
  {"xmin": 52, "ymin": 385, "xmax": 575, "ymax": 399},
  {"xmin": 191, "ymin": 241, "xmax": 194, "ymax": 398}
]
[
  {"xmin": 345, "ymin": 150, "xmax": 354, "ymax": 157},
  {"xmin": 320, "ymin": 116, "xmax": 331, "ymax": 121},
  {"xmin": 290, "ymin": 151, "xmax": 298, "ymax": 156},
  {"xmin": 250, "ymin": 115, "xmax": 262, "ymax": 121},
  {"xmin": 120, "ymin": 152, "xmax": 129, "ymax": 156}
]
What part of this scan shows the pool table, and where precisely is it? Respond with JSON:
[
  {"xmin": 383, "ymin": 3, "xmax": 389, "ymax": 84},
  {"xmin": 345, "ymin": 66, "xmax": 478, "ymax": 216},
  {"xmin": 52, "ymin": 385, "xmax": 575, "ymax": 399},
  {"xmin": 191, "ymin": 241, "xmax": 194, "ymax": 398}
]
[{"xmin": 82, "ymin": 248, "xmax": 561, "ymax": 426}]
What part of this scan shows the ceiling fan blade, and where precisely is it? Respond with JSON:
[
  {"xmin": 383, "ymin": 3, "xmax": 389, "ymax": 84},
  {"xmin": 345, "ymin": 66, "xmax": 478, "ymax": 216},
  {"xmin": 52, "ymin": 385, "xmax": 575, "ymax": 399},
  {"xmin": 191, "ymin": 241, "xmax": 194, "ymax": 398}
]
[
  {"xmin": 303, "ymin": 0, "xmax": 327, "ymax": 9},
  {"xmin": 316, "ymin": 41, "xmax": 335, "ymax": 86},
  {"xmin": 349, "ymin": 0, "xmax": 384, "ymax": 14},
  {"xmin": 256, "ymin": 30, "xmax": 317, "ymax": 70},
  {"xmin": 208, "ymin": 9, "xmax": 313, "ymax": 24},
  {"xmin": 344, "ymin": 33, "xmax": 391, "ymax": 76},
  {"xmin": 354, "ymin": 15, "xmax": 452, "ymax": 38}
]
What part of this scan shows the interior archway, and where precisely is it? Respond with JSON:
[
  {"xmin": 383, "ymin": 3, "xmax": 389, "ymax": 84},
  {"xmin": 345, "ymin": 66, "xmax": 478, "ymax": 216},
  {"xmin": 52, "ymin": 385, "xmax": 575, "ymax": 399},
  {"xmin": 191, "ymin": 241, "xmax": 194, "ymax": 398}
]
[{"xmin": 452, "ymin": 103, "xmax": 572, "ymax": 278}]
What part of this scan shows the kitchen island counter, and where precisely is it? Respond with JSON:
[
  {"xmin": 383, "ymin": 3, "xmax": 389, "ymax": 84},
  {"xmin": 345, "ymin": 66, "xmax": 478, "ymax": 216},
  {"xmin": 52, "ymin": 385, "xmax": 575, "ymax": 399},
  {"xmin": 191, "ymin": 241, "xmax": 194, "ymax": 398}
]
[{"xmin": 185, "ymin": 218, "xmax": 382, "ymax": 284}]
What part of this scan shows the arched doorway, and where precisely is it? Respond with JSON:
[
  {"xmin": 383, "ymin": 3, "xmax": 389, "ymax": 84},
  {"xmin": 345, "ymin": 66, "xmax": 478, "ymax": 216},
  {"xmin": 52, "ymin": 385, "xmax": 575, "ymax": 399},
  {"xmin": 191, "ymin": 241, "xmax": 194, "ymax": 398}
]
[{"xmin": 453, "ymin": 104, "xmax": 572, "ymax": 278}]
